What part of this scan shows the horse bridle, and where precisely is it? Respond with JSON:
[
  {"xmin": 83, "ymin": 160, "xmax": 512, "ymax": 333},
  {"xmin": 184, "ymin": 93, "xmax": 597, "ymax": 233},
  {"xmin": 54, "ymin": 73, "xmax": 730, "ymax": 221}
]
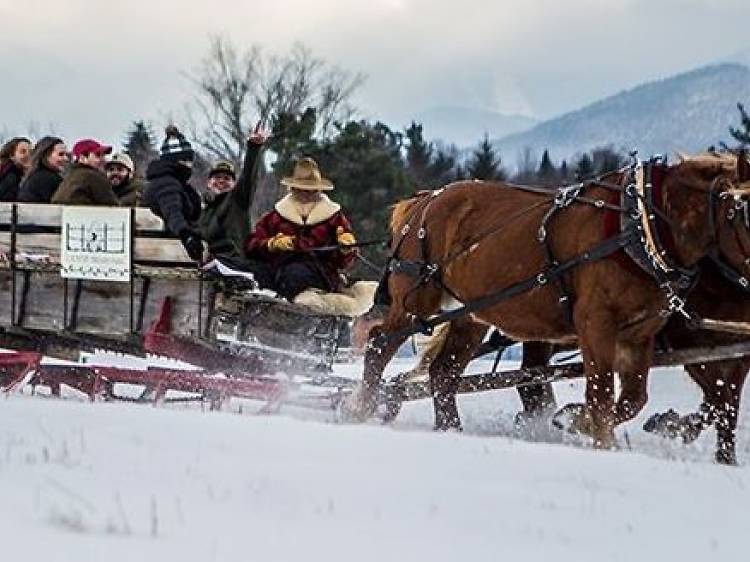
[{"xmin": 706, "ymin": 174, "xmax": 750, "ymax": 291}]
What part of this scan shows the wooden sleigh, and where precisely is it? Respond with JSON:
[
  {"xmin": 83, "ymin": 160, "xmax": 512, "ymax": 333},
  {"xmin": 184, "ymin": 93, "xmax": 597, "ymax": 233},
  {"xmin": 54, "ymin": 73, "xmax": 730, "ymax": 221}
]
[{"xmin": 0, "ymin": 203, "xmax": 350, "ymax": 410}]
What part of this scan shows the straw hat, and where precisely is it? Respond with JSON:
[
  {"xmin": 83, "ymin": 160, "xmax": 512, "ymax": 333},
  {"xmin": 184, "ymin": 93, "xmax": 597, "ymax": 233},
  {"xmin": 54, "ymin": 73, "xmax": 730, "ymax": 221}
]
[{"xmin": 280, "ymin": 157, "xmax": 333, "ymax": 191}]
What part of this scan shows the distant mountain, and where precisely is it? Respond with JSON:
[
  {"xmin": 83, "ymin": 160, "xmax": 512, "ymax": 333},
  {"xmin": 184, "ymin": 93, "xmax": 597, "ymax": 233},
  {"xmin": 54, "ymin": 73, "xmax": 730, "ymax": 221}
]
[
  {"xmin": 492, "ymin": 63, "xmax": 750, "ymax": 166},
  {"xmin": 411, "ymin": 106, "xmax": 537, "ymax": 148},
  {"xmin": 721, "ymin": 47, "xmax": 750, "ymax": 69}
]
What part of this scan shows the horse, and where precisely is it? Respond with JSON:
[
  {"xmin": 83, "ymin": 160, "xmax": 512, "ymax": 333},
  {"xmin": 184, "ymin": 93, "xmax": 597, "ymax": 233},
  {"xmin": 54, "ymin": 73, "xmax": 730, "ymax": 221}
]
[
  {"xmin": 642, "ymin": 263, "xmax": 750, "ymax": 464},
  {"xmin": 345, "ymin": 152, "xmax": 750, "ymax": 450}
]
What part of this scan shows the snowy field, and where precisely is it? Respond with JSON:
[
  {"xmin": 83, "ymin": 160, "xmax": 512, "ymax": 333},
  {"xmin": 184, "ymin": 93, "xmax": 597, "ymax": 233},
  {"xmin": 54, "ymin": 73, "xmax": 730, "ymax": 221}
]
[{"xmin": 1, "ymin": 354, "xmax": 749, "ymax": 562}]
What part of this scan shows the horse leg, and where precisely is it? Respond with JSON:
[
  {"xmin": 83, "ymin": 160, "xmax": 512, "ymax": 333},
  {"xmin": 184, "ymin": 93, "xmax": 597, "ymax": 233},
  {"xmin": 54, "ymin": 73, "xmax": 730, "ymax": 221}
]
[
  {"xmin": 341, "ymin": 310, "xmax": 412, "ymax": 422},
  {"xmin": 429, "ymin": 318, "xmax": 488, "ymax": 431},
  {"xmin": 613, "ymin": 337, "xmax": 654, "ymax": 426},
  {"xmin": 517, "ymin": 342, "xmax": 557, "ymax": 415},
  {"xmin": 576, "ymin": 320, "xmax": 618, "ymax": 449},
  {"xmin": 685, "ymin": 359, "xmax": 748, "ymax": 465}
]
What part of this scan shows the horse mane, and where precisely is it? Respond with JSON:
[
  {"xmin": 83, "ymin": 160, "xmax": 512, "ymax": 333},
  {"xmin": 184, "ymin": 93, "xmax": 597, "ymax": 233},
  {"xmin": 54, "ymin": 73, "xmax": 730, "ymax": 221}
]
[
  {"xmin": 390, "ymin": 191, "xmax": 432, "ymax": 232},
  {"xmin": 675, "ymin": 150, "xmax": 738, "ymax": 171}
]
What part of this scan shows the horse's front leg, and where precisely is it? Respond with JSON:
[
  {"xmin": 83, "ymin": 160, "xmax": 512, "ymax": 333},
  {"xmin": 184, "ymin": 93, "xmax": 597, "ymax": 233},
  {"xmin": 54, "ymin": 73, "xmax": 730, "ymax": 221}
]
[
  {"xmin": 686, "ymin": 359, "xmax": 748, "ymax": 465},
  {"xmin": 428, "ymin": 318, "xmax": 488, "ymax": 431},
  {"xmin": 576, "ymin": 315, "xmax": 619, "ymax": 449},
  {"xmin": 613, "ymin": 336, "xmax": 655, "ymax": 426},
  {"xmin": 341, "ymin": 313, "xmax": 411, "ymax": 422}
]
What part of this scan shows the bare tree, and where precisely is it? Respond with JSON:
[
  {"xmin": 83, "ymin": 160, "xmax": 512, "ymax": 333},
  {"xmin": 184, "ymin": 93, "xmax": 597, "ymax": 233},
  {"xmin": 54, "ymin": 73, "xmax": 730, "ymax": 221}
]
[
  {"xmin": 186, "ymin": 37, "xmax": 365, "ymax": 168},
  {"xmin": 186, "ymin": 37, "xmax": 262, "ymax": 166}
]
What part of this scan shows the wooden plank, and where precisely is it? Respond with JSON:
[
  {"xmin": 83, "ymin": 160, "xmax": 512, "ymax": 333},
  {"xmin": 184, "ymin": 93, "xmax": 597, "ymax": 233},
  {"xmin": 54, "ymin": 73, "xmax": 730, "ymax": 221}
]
[
  {"xmin": 1, "ymin": 232, "xmax": 192, "ymax": 263},
  {"xmin": 134, "ymin": 238, "xmax": 192, "ymax": 263},
  {"xmin": 0, "ymin": 203, "xmax": 10, "ymax": 225},
  {"xmin": 16, "ymin": 204, "xmax": 61, "ymax": 227},
  {"xmin": 0, "ymin": 203, "xmax": 166, "ymax": 232},
  {"xmin": 0, "ymin": 269, "xmax": 209, "ymax": 339},
  {"xmin": 134, "ymin": 208, "xmax": 166, "ymax": 231},
  {"xmin": 0, "ymin": 271, "xmax": 12, "ymax": 326}
]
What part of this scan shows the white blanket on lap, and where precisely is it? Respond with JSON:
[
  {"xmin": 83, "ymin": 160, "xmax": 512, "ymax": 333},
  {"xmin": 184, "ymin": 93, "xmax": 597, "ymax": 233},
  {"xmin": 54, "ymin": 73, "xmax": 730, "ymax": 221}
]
[{"xmin": 293, "ymin": 281, "xmax": 378, "ymax": 317}]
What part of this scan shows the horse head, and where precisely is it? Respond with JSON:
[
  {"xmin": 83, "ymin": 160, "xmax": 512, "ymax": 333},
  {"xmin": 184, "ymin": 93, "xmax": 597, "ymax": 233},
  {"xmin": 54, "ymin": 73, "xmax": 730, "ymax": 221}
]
[{"xmin": 663, "ymin": 151, "xmax": 750, "ymax": 277}]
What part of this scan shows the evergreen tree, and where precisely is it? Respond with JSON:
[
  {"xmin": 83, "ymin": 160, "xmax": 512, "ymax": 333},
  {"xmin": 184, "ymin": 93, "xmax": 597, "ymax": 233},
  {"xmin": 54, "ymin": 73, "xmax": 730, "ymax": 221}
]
[
  {"xmin": 591, "ymin": 146, "xmax": 624, "ymax": 174},
  {"xmin": 559, "ymin": 160, "xmax": 570, "ymax": 183},
  {"xmin": 574, "ymin": 153, "xmax": 594, "ymax": 181},
  {"xmin": 730, "ymin": 102, "xmax": 750, "ymax": 146},
  {"xmin": 268, "ymin": 107, "xmax": 318, "ymax": 176},
  {"xmin": 404, "ymin": 122, "xmax": 433, "ymax": 187},
  {"xmin": 123, "ymin": 120, "xmax": 158, "ymax": 178},
  {"xmin": 537, "ymin": 149, "xmax": 557, "ymax": 185},
  {"xmin": 468, "ymin": 134, "xmax": 505, "ymax": 181},
  {"xmin": 428, "ymin": 147, "xmax": 457, "ymax": 187}
]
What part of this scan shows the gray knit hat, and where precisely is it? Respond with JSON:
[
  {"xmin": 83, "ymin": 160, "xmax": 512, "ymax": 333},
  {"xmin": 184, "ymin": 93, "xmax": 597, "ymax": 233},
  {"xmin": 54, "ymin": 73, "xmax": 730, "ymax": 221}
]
[{"xmin": 160, "ymin": 125, "xmax": 195, "ymax": 162}]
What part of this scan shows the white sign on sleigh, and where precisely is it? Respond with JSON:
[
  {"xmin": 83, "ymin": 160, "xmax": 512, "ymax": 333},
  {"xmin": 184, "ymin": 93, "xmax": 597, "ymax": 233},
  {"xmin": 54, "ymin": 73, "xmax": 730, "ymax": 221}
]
[{"xmin": 60, "ymin": 206, "xmax": 131, "ymax": 282}]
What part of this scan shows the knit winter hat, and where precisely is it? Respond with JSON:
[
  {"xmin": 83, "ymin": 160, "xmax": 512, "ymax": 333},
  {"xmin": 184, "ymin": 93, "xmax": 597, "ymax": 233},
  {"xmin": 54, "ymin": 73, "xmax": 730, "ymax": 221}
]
[
  {"xmin": 160, "ymin": 125, "xmax": 195, "ymax": 162},
  {"xmin": 208, "ymin": 160, "xmax": 236, "ymax": 179}
]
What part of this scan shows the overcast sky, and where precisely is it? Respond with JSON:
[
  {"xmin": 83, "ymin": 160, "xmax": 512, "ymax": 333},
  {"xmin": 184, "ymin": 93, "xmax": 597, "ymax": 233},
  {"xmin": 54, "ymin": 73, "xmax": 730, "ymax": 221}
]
[{"xmin": 0, "ymin": 0, "xmax": 748, "ymax": 146}]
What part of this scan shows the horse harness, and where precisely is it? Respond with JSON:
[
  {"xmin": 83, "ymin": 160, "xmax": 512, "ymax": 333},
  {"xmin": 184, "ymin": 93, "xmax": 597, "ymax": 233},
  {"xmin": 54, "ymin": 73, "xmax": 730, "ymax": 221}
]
[{"xmin": 378, "ymin": 157, "xmax": 750, "ymax": 345}]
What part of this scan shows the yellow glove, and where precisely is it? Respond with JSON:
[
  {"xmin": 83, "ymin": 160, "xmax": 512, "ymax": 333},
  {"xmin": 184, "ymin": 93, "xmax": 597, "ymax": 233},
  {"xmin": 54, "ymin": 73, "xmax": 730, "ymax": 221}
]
[
  {"xmin": 336, "ymin": 226, "xmax": 356, "ymax": 253},
  {"xmin": 267, "ymin": 233, "xmax": 296, "ymax": 252}
]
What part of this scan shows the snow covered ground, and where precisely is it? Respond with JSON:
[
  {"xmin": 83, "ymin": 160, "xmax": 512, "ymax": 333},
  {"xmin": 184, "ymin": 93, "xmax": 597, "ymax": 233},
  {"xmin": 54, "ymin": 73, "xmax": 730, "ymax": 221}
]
[{"xmin": 1, "ymin": 355, "xmax": 749, "ymax": 562}]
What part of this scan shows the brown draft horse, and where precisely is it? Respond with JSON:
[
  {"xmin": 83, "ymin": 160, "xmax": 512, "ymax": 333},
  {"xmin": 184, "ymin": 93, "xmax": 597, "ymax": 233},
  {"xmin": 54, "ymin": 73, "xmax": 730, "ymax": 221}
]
[
  {"xmin": 346, "ymin": 153, "xmax": 750, "ymax": 449},
  {"xmin": 647, "ymin": 264, "xmax": 750, "ymax": 464}
]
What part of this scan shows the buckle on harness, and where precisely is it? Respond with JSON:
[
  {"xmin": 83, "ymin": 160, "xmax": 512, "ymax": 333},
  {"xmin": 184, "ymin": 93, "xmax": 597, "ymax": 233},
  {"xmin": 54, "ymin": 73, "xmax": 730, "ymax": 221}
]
[{"xmin": 661, "ymin": 284, "xmax": 690, "ymax": 319}]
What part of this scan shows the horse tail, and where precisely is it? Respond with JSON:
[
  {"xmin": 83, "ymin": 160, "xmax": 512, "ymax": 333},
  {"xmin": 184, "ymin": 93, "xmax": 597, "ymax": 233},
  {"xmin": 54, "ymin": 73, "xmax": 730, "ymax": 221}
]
[{"xmin": 390, "ymin": 191, "xmax": 431, "ymax": 235}]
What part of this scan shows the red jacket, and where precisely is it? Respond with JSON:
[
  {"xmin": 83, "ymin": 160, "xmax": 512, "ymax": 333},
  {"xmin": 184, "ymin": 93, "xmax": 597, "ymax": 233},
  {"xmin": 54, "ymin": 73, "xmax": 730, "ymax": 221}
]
[{"xmin": 245, "ymin": 194, "xmax": 356, "ymax": 289}]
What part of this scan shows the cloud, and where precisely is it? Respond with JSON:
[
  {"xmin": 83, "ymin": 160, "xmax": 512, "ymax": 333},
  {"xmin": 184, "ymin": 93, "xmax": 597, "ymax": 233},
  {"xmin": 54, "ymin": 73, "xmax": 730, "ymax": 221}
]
[{"xmin": 0, "ymin": 0, "xmax": 748, "ymax": 144}]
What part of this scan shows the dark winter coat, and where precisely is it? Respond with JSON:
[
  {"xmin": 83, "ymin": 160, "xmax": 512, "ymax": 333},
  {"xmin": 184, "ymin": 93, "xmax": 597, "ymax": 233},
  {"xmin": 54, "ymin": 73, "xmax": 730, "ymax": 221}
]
[
  {"xmin": 51, "ymin": 163, "xmax": 119, "ymax": 206},
  {"xmin": 199, "ymin": 142, "xmax": 261, "ymax": 258},
  {"xmin": 114, "ymin": 177, "xmax": 145, "ymax": 207},
  {"xmin": 17, "ymin": 164, "xmax": 63, "ymax": 203},
  {"xmin": 244, "ymin": 193, "xmax": 356, "ymax": 292},
  {"xmin": 143, "ymin": 160, "xmax": 201, "ymax": 237},
  {"xmin": 0, "ymin": 161, "xmax": 24, "ymax": 202}
]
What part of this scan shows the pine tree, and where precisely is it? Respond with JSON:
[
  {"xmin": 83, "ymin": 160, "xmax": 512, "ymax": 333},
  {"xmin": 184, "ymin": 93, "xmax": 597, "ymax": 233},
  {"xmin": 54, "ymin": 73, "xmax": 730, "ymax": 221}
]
[
  {"xmin": 123, "ymin": 121, "xmax": 158, "ymax": 177},
  {"xmin": 404, "ymin": 122, "xmax": 433, "ymax": 187},
  {"xmin": 268, "ymin": 107, "xmax": 318, "ymax": 176},
  {"xmin": 591, "ymin": 146, "xmax": 624, "ymax": 174},
  {"xmin": 559, "ymin": 160, "xmax": 570, "ymax": 183},
  {"xmin": 428, "ymin": 147, "xmax": 457, "ymax": 187},
  {"xmin": 730, "ymin": 102, "xmax": 750, "ymax": 146},
  {"xmin": 537, "ymin": 149, "xmax": 557, "ymax": 185},
  {"xmin": 468, "ymin": 134, "xmax": 505, "ymax": 181},
  {"xmin": 574, "ymin": 153, "xmax": 594, "ymax": 181}
]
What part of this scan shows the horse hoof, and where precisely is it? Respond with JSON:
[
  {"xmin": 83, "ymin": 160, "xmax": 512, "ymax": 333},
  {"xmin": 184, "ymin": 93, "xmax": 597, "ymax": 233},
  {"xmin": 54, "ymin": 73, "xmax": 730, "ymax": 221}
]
[
  {"xmin": 552, "ymin": 403, "xmax": 591, "ymax": 435},
  {"xmin": 337, "ymin": 384, "xmax": 376, "ymax": 423},
  {"xmin": 643, "ymin": 409, "xmax": 704, "ymax": 444},
  {"xmin": 715, "ymin": 447, "xmax": 737, "ymax": 466},
  {"xmin": 679, "ymin": 413, "xmax": 704, "ymax": 444},
  {"xmin": 643, "ymin": 409, "xmax": 682, "ymax": 438},
  {"xmin": 433, "ymin": 421, "xmax": 463, "ymax": 432}
]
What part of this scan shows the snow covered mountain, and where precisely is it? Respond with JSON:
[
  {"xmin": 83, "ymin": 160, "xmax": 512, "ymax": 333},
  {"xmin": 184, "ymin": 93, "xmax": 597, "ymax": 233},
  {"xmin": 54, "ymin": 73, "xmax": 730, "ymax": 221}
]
[{"xmin": 491, "ymin": 63, "xmax": 750, "ymax": 165}]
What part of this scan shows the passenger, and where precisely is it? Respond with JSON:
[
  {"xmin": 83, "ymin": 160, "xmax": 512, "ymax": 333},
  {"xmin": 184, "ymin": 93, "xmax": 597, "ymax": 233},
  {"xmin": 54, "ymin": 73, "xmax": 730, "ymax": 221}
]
[
  {"xmin": 245, "ymin": 157, "xmax": 375, "ymax": 316},
  {"xmin": 200, "ymin": 124, "xmax": 273, "ymax": 287},
  {"xmin": 52, "ymin": 139, "xmax": 118, "ymax": 206},
  {"xmin": 143, "ymin": 126, "xmax": 204, "ymax": 262},
  {"xmin": 0, "ymin": 137, "xmax": 32, "ymax": 202},
  {"xmin": 17, "ymin": 136, "xmax": 68, "ymax": 203},
  {"xmin": 105, "ymin": 152, "xmax": 144, "ymax": 206}
]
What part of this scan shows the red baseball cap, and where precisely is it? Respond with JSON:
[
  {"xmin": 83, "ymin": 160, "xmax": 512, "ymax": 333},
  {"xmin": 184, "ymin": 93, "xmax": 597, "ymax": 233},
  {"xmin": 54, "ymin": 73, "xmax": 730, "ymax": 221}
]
[{"xmin": 71, "ymin": 139, "xmax": 112, "ymax": 159}]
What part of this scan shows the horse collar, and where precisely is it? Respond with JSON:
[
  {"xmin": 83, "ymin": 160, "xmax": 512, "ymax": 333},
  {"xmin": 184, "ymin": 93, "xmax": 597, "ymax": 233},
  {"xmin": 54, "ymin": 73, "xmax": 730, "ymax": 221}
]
[{"xmin": 621, "ymin": 158, "xmax": 698, "ymax": 292}]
